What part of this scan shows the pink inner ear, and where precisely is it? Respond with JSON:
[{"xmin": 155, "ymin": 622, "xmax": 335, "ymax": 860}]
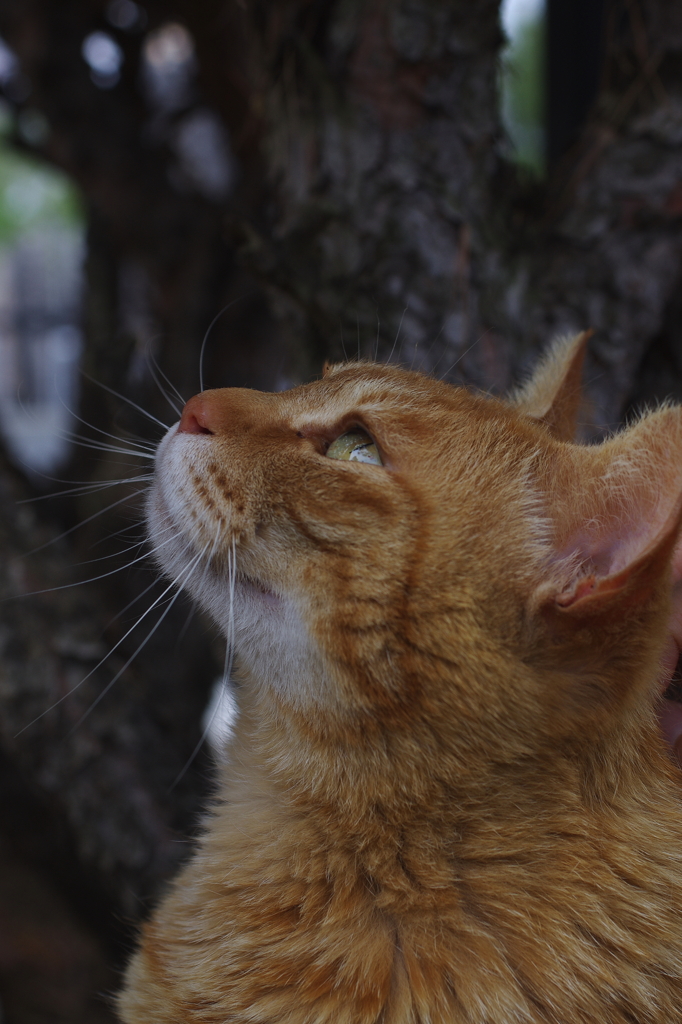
[
  {"xmin": 663, "ymin": 541, "xmax": 682, "ymax": 669},
  {"xmin": 672, "ymin": 542, "xmax": 682, "ymax": 589},
  {"xmin": 554, "ymin": 505, "xmax": 682, "ymax": 627},
  {"xmin": 545, "ymin": 407, "xmax": 682, "ymax": 615},
  {"xmin": 556, "ymin": 574, "xmax": 596, "ymax": 607},
  {"xmin": 556, "ymin": 511, "xmax": 666, "ymax": 595}
]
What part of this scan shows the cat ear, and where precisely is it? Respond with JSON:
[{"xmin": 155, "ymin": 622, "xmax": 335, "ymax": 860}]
[
  {"xmin": 322, "ymin": 360, "xmax": 333, "ymax": 377},
  {"xmin": 511, "ymin": 331, "xmax": 591, "ymax": 441},
  {"xmin": 537, "ymin": 406, "xmax": 682, "ymax": 625}
]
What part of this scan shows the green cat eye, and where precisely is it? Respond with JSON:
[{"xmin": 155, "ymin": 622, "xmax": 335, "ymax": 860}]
[{"xmin": 326, "ymin": 430, "xmax": 383, "ymax": 465}]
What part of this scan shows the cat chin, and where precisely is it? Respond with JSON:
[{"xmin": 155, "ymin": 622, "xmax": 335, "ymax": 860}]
[
  {"xmin": 147, "ymin": 470, "xmax": 331, "ymax": 706},
  {"xmin": 206, "ymin": 579, "xmax": 336, "ymax": 707},
  {"xmin": 236, "ymin": 573, "xmax": 280, "ymax": 608}
]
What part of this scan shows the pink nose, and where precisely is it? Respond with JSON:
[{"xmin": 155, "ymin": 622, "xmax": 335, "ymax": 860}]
[{"xmin": 177, "ymin": 395, "xmax": 214, "ymax": 435}]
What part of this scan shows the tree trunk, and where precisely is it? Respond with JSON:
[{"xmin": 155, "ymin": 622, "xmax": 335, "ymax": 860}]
[
  {"xmin": 218, "ymin": 0, "xmax": 682, "ymax": 430},
  {"xmin": 0, "ymin": 0, "xmax": 680, "ymax": 1017}
]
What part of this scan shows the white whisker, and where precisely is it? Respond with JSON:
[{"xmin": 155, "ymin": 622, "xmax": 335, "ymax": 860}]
[
  {"xmin": 170, "ymin": 528, "xmax": 234, "ymax": 788},
  {"xmin": 146, "ymin": 349, "xmax": 187, "ymax": 408},
  {"xmin": 87, "ymin": 521, "xmax": 146, "ymax": 550},
  {"xmin": 13, "ymin": 529, "xmax": 178, "ymax": 598},
  {"xmin": 175, "ymin": 602, "xmax": 197, "ymax": 645},
  {"xmin": 17, "ymin": 476, "xmax": 153, "ymax": 503},
  {"xmin": 199, "ymin": 300, "xmax": 241, "ymax": 393},
  {"xmin": 81, "ymin": 372, "xmax": 171, "ymax": 431},
  {"xmin": 15, "ymin": 541, "xmax": 208, "ymax": 737},
  {"xmin": 102, "ymin": 575, "xmax": 162, "ymax": 631},
  {"xmin": 146, "ymin": 356, "xmax": 184, "ymax": 418},
  {"xmin": 71, "ymin": 590, "xmax": 181, "ymax": 730},
  {"xmin": 55, "ymin": 394, "xmax": 158, "ymax": 452},
  {"xmin": 387, "ymin": 305, "xmax": 408, "ymax": 365},
  {"xmin": 70, "ymin": 541, "xmax": 212, "ymax": 731},
  {"xmin": 23, "ymin": 489, "xmax": 149, "ymax": 557},
  {"xmin": 76, "ymin": 522, "xmax": 174, "ymax": 567},
  {"xmin": 438, "ymin": 334, "xmax": 484, "ymax": 382},
  {"xmin": 64, "ymin": 436, "xmax": 155, "ymax": 459},
  {"xmin": 339, "ymin": 323, "xmax": 348, "ymax": 362}
]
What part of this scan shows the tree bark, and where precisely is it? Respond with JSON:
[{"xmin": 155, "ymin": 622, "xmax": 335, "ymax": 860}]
[
  {"xmin": 217, "ymin": 0, "xmax": 682, "ymax": 430},
  {"xmin": 0, "ymin": 0, "xmax": 680, "ymax": 1017}
]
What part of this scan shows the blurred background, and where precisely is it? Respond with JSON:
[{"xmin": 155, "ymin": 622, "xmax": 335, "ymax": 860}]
[{"xmin": 0, "ymin": 0, "xmax": 680, "ymax": 1019}]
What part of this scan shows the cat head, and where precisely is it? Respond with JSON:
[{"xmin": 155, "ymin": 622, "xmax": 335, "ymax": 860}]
[{"xmin": 147, "ymin": 333, "xmax": 682, "ymax": 772}]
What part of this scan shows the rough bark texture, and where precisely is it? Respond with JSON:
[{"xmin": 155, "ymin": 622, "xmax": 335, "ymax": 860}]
[
  {"xmin": 514, "ymin": 0, "xmax": 682, "ymax": 430},
  {"xmin": 0, "ymin": 0, "xmax": 680, "ymax": 1018},
  {"xmin": 232, "ymin": 0, "xmax": 508, "ymax": 386},
  {"xmin": 222, "ymin": 0, "xmax": 682, "ymax": 429},
  {"xmin": 0, "ymin": 452, "xmax": 216, "ymax": 1019}
]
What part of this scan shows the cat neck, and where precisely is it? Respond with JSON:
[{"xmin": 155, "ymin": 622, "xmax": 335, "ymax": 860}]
[{"xmin": 225, "ymin": 672, "xmax": 676, "ymax": 871}]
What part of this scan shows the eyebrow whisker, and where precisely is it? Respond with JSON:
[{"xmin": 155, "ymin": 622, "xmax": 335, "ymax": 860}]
[{"xmin": 81, "ymin": 372, "xmax": 171, "ymax": 431}]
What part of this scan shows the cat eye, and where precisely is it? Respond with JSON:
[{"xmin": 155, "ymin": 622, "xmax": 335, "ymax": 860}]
[{"xmin": 326, "ymin": 430, "xmax": 383, "ymax": 465}]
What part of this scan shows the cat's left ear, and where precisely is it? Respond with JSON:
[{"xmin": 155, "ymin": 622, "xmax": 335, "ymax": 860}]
[
  {"xmin": 537, "ymin": 405, "xmax": 682, "ymax": 626},
  {"xmin": 510, "ymin": 331, "xmax": 591, "ymax": 441}
]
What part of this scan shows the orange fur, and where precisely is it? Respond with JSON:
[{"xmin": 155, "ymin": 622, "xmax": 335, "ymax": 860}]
[{"xmin": 119, "ymin": 337, "xmax": 682, "ymax": 1023}]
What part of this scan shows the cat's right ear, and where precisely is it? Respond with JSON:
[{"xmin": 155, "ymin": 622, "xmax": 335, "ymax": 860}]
[{"xmin": 510, "ymin": 331, "xmax": 591, "ymax": 442}]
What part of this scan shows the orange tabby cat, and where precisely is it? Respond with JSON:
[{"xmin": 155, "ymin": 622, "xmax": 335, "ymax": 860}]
[{"xmin": 119, "ymin": 333, "xmax": 682, "ymax": 1023}]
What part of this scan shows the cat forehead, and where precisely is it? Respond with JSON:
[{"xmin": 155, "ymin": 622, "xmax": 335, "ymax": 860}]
[
  {"xmin": 192, "ymin": 362, "xmax": 536, "ymax": 465},
  {"xmin": 282, "ymin": 362, "xmax": 492, "ymax": 427}
]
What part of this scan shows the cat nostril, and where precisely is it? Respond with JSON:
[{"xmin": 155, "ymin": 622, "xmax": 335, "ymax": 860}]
[
  {"xmin": 180, "ymin": 414, "xmax": 212, "ymax": 435},
  {"xmin": 178, "ymin": 398, "xmax": 214, "ymax": 435}
]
